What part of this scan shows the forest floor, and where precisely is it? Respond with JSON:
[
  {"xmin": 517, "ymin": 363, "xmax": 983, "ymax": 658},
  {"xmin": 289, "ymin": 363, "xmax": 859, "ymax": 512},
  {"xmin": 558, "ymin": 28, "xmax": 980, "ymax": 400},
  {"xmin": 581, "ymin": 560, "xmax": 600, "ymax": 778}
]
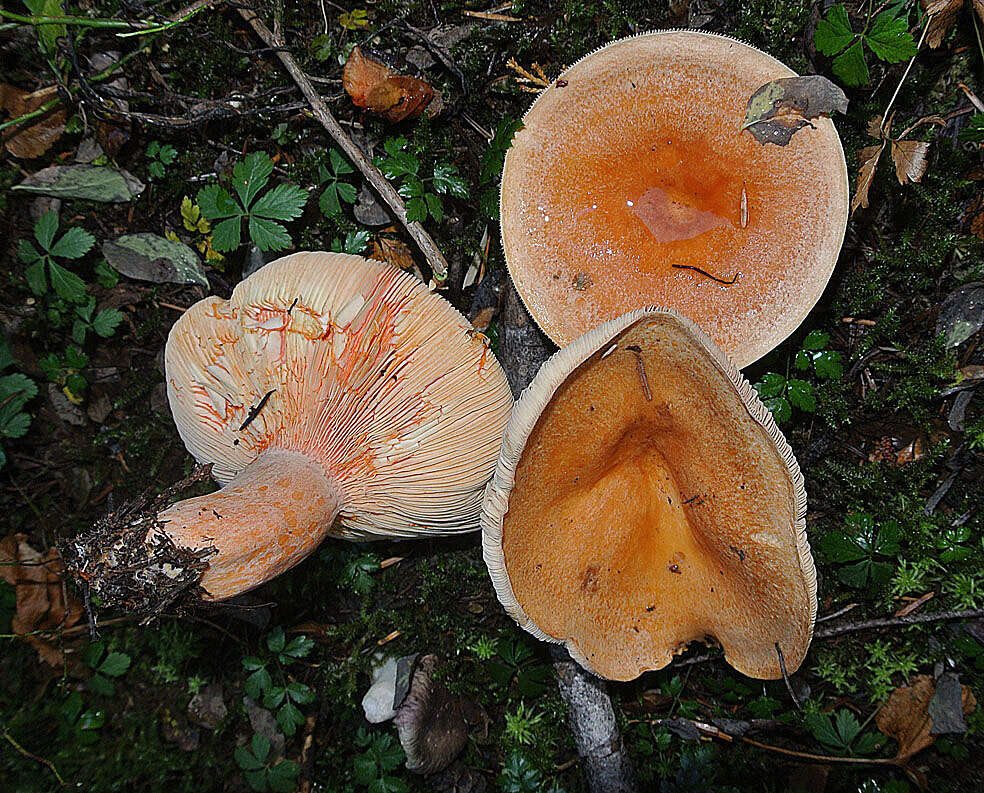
[{"xmin": 1, "ymin": 1, "xmax": 984, "ymax": 792}]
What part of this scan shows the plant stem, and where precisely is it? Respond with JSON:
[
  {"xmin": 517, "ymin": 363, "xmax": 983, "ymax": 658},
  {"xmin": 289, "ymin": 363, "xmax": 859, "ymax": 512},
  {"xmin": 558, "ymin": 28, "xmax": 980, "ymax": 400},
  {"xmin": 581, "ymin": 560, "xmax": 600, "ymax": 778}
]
[
  {"xmin": 0, "ymin": 10, "xmax": 146, "ymax": 29},
  {"xmin": 1, "ymin": 729, "xmax": 66, "ymax": 786}
]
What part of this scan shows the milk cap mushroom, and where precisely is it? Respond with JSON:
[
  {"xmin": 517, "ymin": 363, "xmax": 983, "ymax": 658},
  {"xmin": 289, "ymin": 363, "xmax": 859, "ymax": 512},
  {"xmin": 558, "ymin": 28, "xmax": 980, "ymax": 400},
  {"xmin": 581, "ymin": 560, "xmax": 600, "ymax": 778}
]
[
  {"xmin": 68, "ymin": 252, "xmax": 512, "ymax": 607},
  {"xmin": 499, "ymin": 30, "xmax": 849, "ymax": 367},
  {"xmin": 481, "ymin": 307, "xmax": 816, "ymax": 681}
]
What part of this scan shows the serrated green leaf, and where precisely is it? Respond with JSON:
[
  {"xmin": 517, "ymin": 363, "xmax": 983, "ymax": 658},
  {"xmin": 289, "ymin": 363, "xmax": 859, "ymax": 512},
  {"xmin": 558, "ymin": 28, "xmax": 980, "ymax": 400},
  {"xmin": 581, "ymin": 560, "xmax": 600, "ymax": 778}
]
[
  {"xmin": 147, "ymin": 141, "xmax": 160, "ymax": 158},
  {"xmin": 197, "ymin": 185, "xmax": 240, "ymax": 220},
  {"xmin": 243, "ymin": 768, "xmax": 268, "ymax": 791},
  {"xmin": 821, "ymin": 531, "xmax": 868, "ymax": 562},
  {"xmin": 425, "ymin": 193, "xmax": 444, "ymax": 223},
  {"xmin": 98, "ymin": 651, "xmax": 131, "ymax": 677},
  {"xmin": 245, "ymin": 667, "xmax": 272, "ymax": 700},
  {"xmin": 86, "ymin": 673, "xmax": 114, "ymax": 696},
  {"xmin": 763, "ymin": 396, "xmax": 791, "ymax": 424},
  {"xmin": 406, "ymin": 196, "xmax": 427, "ymax": 223},
  {"xmin": 801, "ymin": 329, "xmax": 829, "ymax": 350},
  {"xmin": 251, "ymin": 732, "xmax": 271, "ymax": 763},
  {"xmin": 242, "ymin": 656, "xmax": 265, "ymax": 671},
  {"xmin": 330, "ymin": 148, "xmax": 353, "ymax": 175},
  {"xmin": 78, "ymin": 709, "xmax": 105, "ymax": 730},
  {"xmin": 91, "ymin": 309, "xmax": 125, "ymax": 338},
  {"xmin": 249, "ymin": 217, "xmax": 291, "ymax": 252},
  {"xmin": 837, "ymin": 559, "xmax": 873, "ymax": 587},
  {"xmin": 277, "ymin": 701, "xmax": 304, "ymax": 736},
  {"xmin": 433, "ymin": 163, "xmax": 468, "ymax": 198},
  {"xmin": 786, "ymin": 379, "xmax": 815, "ymax": 412},
  {"xmin": 958, "ymin": 114, "xmax": 984, "ymax": 142},
  {"xmin": 753, "ymin": 372, "xmax": 786, "ymax": 399},
  {"xmin": 211, "ymin": 216, "xmax": 243, "ymax": 252},
  {"xmin": 50, "ymin": 228, "xmax": 96, "ymax": 261},
  {"xmin": 268, "ymin": 761, "xmax": 299, "ymax": 793},
  {"xmin": 835, "ymin": 708, "xmax": 861, "ymax": 744},
  {"xmin": 806, "ymin": 711, "xmax": 842, "ymax": 748},
  {"xmin": 48, "ymin": 261, "xmax": 87, "ymax": 304},
  {"xmin": 866, "ymin": 11, "xmax": 918, "ymax": 63},
  {"xmin": 235, "ymin": 744, "xmax": 265, "ymax": 771},
  {"xmin": 0, "ymin": 373, "xmax": 38, "ymax": 403},
  {"xmin": 832, "ymin": 41, "xmax": 869, "ymax": 86},
  {"xmin": 18, "ymin": 239, "xmax": 42, "ymax": 265},
  {"xmin": 874, "ymin": 521, "xmax": 900, "ymax": 555},
  {"xmin": 263, "ymin": 686, "xmax": 286, "ymax": 709},
  {"xmin": 373, "ymin": 734, "xmax": 405, "ymax": 771},
  {"xmin": 814, "ymin": 4, "xmax": 855, "ymax": 56},
  {"xmin": 65, "ymin": 346, "xmax": 88, "ymax": 369},
  {"xmin": 34, "ymin": 210, "xmax": 59, "ymax": 250},
  {"xmin": 159, "ymin": 145, "xmax": 178, "ymax": 165},
  {"xmin": 286, "ymin": 681, "xmax": 315, "ymax": 704},
  {"xmin": 266, "ymin": 626, "xmax": 286, "ymax": 653},
  {"xmin": 251, "ymin": 183, "xmax": 308, "ymax": 221},
  {"xmin": 794, "ymin": 349, "xmax": 811, "ymax": 371},
  {"xmin": 384, "ymin": 137, "xmax": 409, "ymax": 158},
  {"xmin": 282, "ymin": 634, "xmax": 314, "ymax": 659},
  {"xmin": 813, "ymin": 350, "xmax": 844, "ymax": 379},
  {"xmin": 233, "ymin": 152, "xmax": 274, "ymax": 207},
  {"xmin": 319, "ymin": 184, "xmax": 342, "ymax": 216},
  {"xmin": 336, "ymin": 182, "xmax": 357, "ymax": 204},
  {"xmin": 149, "ymin": 162, "xmax": 165, "ymax": 179},
  {"xmin": 352, "ymin": 755, "xmax": 377, "ymax": 786}
]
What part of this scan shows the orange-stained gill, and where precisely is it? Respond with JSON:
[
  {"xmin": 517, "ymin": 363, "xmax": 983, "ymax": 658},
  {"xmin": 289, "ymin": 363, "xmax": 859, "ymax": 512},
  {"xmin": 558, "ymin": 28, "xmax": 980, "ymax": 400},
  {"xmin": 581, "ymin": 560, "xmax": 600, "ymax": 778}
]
[
  {"xmin": 500, "ymin": 30, "xmax": 849, "ymax": 368},
  {"xmin": 158, "ymin": 252, "xmax": 513, "ymax": 598}
]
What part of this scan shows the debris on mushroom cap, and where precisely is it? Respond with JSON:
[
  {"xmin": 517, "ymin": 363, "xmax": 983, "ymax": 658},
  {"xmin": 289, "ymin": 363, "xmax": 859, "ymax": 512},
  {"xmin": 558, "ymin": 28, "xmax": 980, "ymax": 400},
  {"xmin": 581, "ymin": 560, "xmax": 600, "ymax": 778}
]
[
  {"xmin": 393, "ymin": 654, "xmax": 468, "ymax": 775},
  {"xmin": 499, "ymin": 30, "xmax": 849, "ymax": 368},
  {"xmin": 67, "ymin": 252, "xmax": 513, "ymax": 608},
  {"xmin": 362, "ymin": 655, "xmax": 400, "ymax": 724},
  {"xmin": 481, "ymin": 307, "xmax": 816, "ymax": 681}
]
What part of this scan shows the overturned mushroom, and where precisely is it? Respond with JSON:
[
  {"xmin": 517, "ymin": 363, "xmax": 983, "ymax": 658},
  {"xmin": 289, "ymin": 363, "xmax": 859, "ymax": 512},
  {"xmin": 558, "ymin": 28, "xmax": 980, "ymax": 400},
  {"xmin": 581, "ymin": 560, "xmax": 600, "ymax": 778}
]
[
  {"xmin": 66, "ymin": 252, "xmax": 512, "ymax": 609},
  {"xmin": 393, "ymin": 654, "xmax": 468, "ymax": 775},
  {"xmin": 482, "ymin": 307, "xmax": 816, "ymax": 681},
  {"xmin": 499, "ymin": 30, "xmax": 849, "ymax": 367}
]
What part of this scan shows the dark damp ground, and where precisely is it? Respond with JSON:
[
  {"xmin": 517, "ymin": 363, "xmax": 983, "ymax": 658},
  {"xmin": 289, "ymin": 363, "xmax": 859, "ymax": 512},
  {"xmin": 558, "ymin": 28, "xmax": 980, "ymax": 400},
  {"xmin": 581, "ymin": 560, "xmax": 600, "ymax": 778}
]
[{"xmin": 1, "ymin": 2, "xmax": 983, "ymax": 792}]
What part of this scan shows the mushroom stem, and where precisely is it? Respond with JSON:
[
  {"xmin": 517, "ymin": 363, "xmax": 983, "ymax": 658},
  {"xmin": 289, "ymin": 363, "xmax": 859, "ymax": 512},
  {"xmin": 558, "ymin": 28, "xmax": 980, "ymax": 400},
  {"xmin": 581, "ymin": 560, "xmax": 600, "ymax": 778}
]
[{"xmin": 157, "ymin": 449, "xmax": 343, "ymax": 600}]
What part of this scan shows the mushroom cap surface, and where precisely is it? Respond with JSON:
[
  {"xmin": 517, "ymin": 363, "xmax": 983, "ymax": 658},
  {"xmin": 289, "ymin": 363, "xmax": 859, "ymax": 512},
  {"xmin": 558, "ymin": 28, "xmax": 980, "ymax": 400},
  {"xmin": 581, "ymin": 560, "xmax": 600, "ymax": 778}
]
[
  {"xmin": 500, "ymin": 30, "xmax": 849, "ymax": 367},
  {"xmin": 165, "ymin": 251, "xmax": 513, "ymax": 539},
  {"xmin": 481, "ymin": 307, "xmax": 816, "ymax": 681}
]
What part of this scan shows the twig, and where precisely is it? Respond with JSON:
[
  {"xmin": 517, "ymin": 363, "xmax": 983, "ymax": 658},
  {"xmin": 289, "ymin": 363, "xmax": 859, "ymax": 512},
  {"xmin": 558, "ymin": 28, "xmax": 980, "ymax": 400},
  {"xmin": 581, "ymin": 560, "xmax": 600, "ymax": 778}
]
[
  {"xmin": 775, "ymin": 643, "xmax": 801, "ymax": 710},
  {"xmin": 237, "ymin": 5, "xmax": 451, "ymax": 284},
  {"xmin": 1, "ymin": 728, "xmax": 66, "ymax": 786},
  {"xmin": 879, "ymin": 19, "xmax": 929, "ymax": 136},
  {"xmin": 671, "ymin": 264, "xmax": 739, "ymax": 285},
  {"xmin": 815, "ymin": 608, "xmax": 984, "ymax": 639}
]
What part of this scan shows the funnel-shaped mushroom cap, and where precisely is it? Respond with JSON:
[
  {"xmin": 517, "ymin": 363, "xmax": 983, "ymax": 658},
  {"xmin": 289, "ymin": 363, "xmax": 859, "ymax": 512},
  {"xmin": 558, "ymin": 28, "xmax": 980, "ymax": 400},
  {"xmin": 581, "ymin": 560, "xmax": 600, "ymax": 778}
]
[
  {"xmin": 500, "ymin": 30, "xmax": 849, "ymax": 368},
  {"xmin": 482, "ymin": 307, "xmax": 816, "ymax": 681},
  {"xmin": 166, "ymin": 252, "xmax": 513, "ymax": 540}
]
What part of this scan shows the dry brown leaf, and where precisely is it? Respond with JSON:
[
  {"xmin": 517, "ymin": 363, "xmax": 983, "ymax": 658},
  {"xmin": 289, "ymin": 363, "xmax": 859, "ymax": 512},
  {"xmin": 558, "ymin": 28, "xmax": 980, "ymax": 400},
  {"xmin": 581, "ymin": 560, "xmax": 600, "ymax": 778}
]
[
  {"xmin": 370, "ymin": 233, "xmax": 416, "ymax": 270},
  {"xmin": 0, "ymin": 534, "xmax": 84, "ymax": 671},
  {"xmin": 343, "ymin": 47, "xmax": 435, "ymax": 123},
  {"xmin": 966, "ymin": 191, "xmax": 984, "ymax": 240},
  {"xmin": 923, "ymin": 0, "xmax": 964, "ymax": 48},
  {"xmin": 895, "ymin": 433, "xmax": 927, "ymax": 465},
  {"xmin": 891, "ymin": 140, "xmax": 931, "ymax": 185},
  {"xmin": 0, "ymin": 83, "xmax": 66, "ymax": 159},
  {"xmin": 852, "ymin": 142, "xmax": 886, "ymax": 213},
  {"xmin": 976, "ymin": 0, "xmax": 984, "ymax": 29},
  {"xmin": 876, "ymin": 674, "xmax": 977, "ymax": 760}
]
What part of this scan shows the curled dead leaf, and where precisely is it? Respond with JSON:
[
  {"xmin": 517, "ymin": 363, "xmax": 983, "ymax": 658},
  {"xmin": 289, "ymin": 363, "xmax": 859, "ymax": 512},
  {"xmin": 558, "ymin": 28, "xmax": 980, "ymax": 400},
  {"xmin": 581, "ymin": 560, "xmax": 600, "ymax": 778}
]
[
  {"xmin": 0, "ymin": 83, "xmax": 66, "ymax": 159},
  {"xmin": 891, "ymin": 140, "xmax": 930, "ymax": 185},
  {"xmin": 0, "ymin": 534, "xmax": 84, "ymax": 671},
  {"xmin": 343, "ymin": 47, "xmax": 435, "ymax": 123},
  {"xmin": 965, "ymin": 191, "xmax": 984, "ymax": 240},
  {"xmin": 743, "ymin": 75, "xmax": 848, "ymax": 146},
  {"xmin": 922, "ymin": 0, "xmax": 964, "ymax": 49},
  {"xmin": 852, "ymin": 142, "xmax": 886, "ymax": 214},
  {"xmin": 370, "ymin": 232, "xmax": 417, "ymax": 271},
  {"xmin": 876, "ymin": 674, "xmax": 977, "ymax": 761}
]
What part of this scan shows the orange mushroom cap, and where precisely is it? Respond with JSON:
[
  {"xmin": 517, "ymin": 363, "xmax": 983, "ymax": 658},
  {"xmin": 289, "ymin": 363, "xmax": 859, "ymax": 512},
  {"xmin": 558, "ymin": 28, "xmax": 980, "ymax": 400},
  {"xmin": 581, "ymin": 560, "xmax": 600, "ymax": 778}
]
[
  {"xmin": 84, "ymin": 252, "xmax": 512, "ymax": 602},
  {"xmin": 500, "ymin": 30, "xmax": 849, "ymax": 368},
  {"xmin": 481, "ymin": 307, "xmax": 816, "ymax": 681}
]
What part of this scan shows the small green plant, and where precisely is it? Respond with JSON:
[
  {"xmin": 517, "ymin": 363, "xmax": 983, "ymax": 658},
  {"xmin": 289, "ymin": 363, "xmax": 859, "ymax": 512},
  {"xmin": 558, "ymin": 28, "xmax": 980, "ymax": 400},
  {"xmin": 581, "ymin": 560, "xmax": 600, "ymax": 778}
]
[
  {"xmin": 866, "ymin": 639, "xmax": 918, "ymax": 701},
  {"xmin": 814, "ymin": 3, "xmax": 918, "ymax": 87},
  {"xmin": 71, "ymin": 295, "xmax": 124, "ymax": 345},
  {"xmin": 487, "ymin": 636, "xmax": 553, "ymax": 696},
  {"xmin": 58, "ymin": 692, "xmax": 105, "ymax": 746},
  {"xmin": 146, "ymin": 140, "xmax": 177, "ymax": 179},
  {"xmin": 794, "ymin": 330, "xmax": 843, "ymax": 379},
  {"xmin": 93, "ymin": 259, "xmax": 119, "ymax": 289},
  {"xmin": 959, "ymin": 113, "xmax": 984, "ymax": 143},
  {"xmin": 18, "ymin": 210, "xmax": 94, "ymax": 304},
  {"xmin": 338, "ymin": 8, "xmax": 369, "ymax": 30},
  {"xmin": 755, "ymin": 330, "xmax": 844, "ymax": 423},
  {"xmin": 318, "ymin": 148, "xmax": 358, "ymax": 217},
  {"xmin": 498, "ymin": 752, "xmax": 565, "ymax": 793},
  {"xmin": 187, "ymin": 675, "xmax": 208, "ymax": 695},
  {"xmin": 235, "ymin": 733, "xmax": 299, "ymax": 792},
  {"xmin": 888, "ymin": 558, "xmax": 935, "ymax": 600},
  {"xmin": 0, "ymin": 337, "xmax": 37, "ymax": 470},
  {"xmin": 479, "ymin": 118, "xmax": 523, "ymax": 219},
  {"xmin": 351, "ymin": 728, "xmax": 408, "ymax": 792},
  {"xmin": 467, "ymin": 634, "xmax": 497, "ymax": 661},
  {"xmin": 944, "ymin": 572, "xmax": 984, "ymax": 610},
  {"xmin": 377, "ymin": 138, "xmax": 468, "ymax": 223},
  {"xmin": 820, "ymin": 513, "xmax": 900, "ymax": 588},
  {"xmin": 330, "ymin": 229, "xmax": 371, "ymax": 255},
  {"xmin": 805, "ymin": 707, "xmax": 881, "ymax": 757},
  {"xmin": 242, "ymin": 626, "xmax": 316, "ymax": 736},
  {"xmin": 81, "ymin": 641, "xmax": 131, "ymax": 696},
  {"xmin": 320, "ymin": 544, "xmax": 380, "ymax": 593},
  {"xmin": 197, "ymin": 152, "xmax": 308, "ymax": 252},
  {"xmin": 504, "ymin": 701, "xmax": 545, "ymax": 747},
  {"xmin": 39, "ymin": 345, "xmax": 89, "ymax": 403}
]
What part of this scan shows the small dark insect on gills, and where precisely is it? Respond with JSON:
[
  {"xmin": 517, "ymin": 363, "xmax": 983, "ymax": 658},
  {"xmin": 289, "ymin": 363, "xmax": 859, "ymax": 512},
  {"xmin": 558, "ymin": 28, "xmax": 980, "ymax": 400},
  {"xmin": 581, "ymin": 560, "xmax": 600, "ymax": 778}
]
[
  {"xmin": 671, "ymin": 264, "xmax": 739, "ymax": 285},
  {"xmin": 683, "ymin": 494, "xmax": 702, "ymax": 505},
  {"xmin": 729, "ymin": 544, "xmax": 746, "ymax": 561},
  {"xmin": 626, "ymin": 345, "xmax": 652, "ymax": 401},
  {"xmin": 668, "ymin": 564, "xmax": 681, "ymax": 574},
  {"xmin": 287, "ymin": 297, "xmax": 298, "ymax": 315},
  {"xmin": 556, "ymin": 79, "xmax": 568, "ymax": 87},
  {"xmin": 239, "ymin": 389, "xmax": 277, "ymax": 432}
]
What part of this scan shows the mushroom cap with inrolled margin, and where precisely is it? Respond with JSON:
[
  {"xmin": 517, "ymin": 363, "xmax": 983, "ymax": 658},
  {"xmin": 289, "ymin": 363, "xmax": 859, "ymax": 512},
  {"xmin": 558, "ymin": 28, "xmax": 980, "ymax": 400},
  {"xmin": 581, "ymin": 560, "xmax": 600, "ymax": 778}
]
[
  {"xmin": 158, "ymin": 251, "xmax": 513, "ymax": 598},
  {"xmin": 500, "ymin": 29, "xmax": 849, "ymax": 368},
  {"xmin": 481, "ymin": 307, "xmax": 816, "ymax": 681}
]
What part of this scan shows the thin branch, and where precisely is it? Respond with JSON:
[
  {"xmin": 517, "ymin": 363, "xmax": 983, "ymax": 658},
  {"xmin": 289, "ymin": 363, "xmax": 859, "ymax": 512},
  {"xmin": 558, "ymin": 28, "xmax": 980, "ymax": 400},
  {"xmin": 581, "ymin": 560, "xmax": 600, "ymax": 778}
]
[
  {"xmin": 815, "ymin": 608, "xmax": 984, "ymax": 639},
  {"xmin": 236, "ymin": 4, "xmax": 451, "ymax": 283},
  {"xmin": 1, "ymin": 729, "xmax": 66, "ymax": 786}
]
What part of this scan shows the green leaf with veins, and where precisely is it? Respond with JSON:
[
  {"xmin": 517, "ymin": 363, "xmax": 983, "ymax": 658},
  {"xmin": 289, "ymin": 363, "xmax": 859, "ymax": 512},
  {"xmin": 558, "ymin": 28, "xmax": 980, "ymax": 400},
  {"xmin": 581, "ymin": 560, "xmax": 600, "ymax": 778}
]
[
  {"xmin": 865, "ymin": 11, "xmax": 918, "ymax": 62},
  {"xmin": 233, "ymin": 152, "xmax": 274, "ymax": 207}
]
